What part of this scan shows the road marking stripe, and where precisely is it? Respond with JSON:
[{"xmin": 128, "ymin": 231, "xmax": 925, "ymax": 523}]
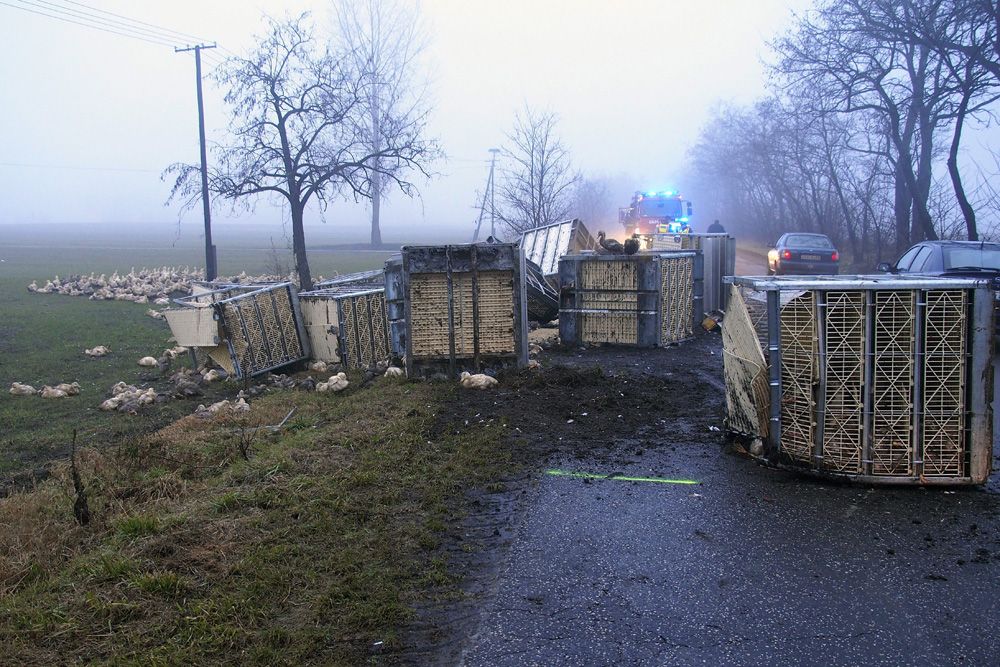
[{"xmin": 545, "ymin": 469, "xmax": 700, "ymax": 485}]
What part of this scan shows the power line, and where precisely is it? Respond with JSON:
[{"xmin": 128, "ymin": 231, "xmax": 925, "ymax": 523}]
[
  {"xmin": 21, "ymin": 0, "xmax": 193, "ymax": 45},
  {"xmin": 0, "ymin": 0, "xmax": 175, "ymax": 48},
  {"xmin": 0, "ymin": 161, "xmax": 160, "ymax": 173},
  {"xmin": 56, "ymin": 0, "xmax": 209, "ymax": 44},
  {"xmin": 1, "ymin": 0, "xmax": 226, "ymax": 54}
]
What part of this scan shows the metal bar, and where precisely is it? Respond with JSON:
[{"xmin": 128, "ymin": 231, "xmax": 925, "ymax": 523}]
[
  {"xmin": 446, "ymin": 246, "xmax": 457, "ymax": 379},
  {"xmin": 729, "ymin": 276, "xmax": 988, "ymax": 291},
  {"xmin": 912, "ymin": 290, "xmax": 926, "ymax": 476},
  {"xmin": 471, "ymin": 244, "xmax": 481, "ymax": 372},
  {"xmin": 861, "ymin": 291, "xmax": 875, "ymax": 476},
  {"xmin": 814, "ymin": 290, "xmax": 827, "ymax": 469},
  {"xmin": 968, "ymin": 287, "xmax": 993, "ymax": 483},
  {"xmin": 402, "ymin": 253, "xmax": 414, "ymax": 378},
  {"xmin": 767, "ymin": 289, "xmax": 783, "ymax": 454}
]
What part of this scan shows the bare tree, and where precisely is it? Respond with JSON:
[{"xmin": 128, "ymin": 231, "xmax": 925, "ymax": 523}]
[
  {"xmin": 332, "ymin": 0, "xmax": 432, "ymax": 247},
  {"xmin": 573, "ymin": 175, "xmax": 620, "ymax": 229},
  {"xmin": 495, "ymin": 107, "xmax": 580, "ymax": 236},
  {"xmin": 166, "ymin": 13, "xmax": 437, "ymax": 289}
]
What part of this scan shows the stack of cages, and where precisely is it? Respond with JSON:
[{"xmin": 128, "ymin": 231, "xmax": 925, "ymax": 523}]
[
  {"xmin": 558, "ymin": 252, "xmax": 704, "ymax": 347},
  {"xmin": 650, "ymin": 233, "xmax": 736, "ymax": 312},
  {"xmin": 401, "ymin": 243, "xmax": 528, "ymax": 377},
  {"xmin": 165, "ymin": 282, "xmax": 309, "ymax": 380},
  {"xmin": 298, "ymin": 279, "xmax": 392, "ymax": 370},
  {"xmin": 722, "ymin": 275, "xmax": 994, "ymax": 484}
]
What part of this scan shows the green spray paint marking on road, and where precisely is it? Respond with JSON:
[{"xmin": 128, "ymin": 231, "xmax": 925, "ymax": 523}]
[{"xmin": 545, "ymin": 469, "xmax": 700, "ymax": 485}]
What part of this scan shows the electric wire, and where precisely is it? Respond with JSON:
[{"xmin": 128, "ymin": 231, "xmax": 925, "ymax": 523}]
[
  {"xmin": 1, "ymin": 0, "xmax": 225, "ymax": 55},
  {"xmin": 56, "ymin": 0, "xmax": 209, "ymax": 44},
  {"xmin": 20, "ymin": 0, "xmax": 196, "ymax": 46},
  {"xmin": 0, "ymin": 0, "xmax": 176, "ymax": 48}
]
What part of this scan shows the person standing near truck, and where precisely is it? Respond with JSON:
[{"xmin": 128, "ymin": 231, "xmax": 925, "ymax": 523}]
[{"xmin": 707, "ymin": 219, "xmax": 726, "ymax": 233}]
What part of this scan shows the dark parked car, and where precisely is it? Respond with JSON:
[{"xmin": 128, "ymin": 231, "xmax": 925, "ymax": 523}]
[
  {"xmin": 878, "ymin": 240, "xmax": 1000, "ymax": 340},
  {"xmin": 767, "ymin": 233, "xmax": 839, "ymax": 275},
  {"xmin": 877, "ymin": 240, "xmax": 1000, "ymax": 282}
]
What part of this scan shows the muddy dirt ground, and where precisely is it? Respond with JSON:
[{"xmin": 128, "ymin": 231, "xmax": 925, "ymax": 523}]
[{"xmin": 391, "ymin": 330, "xmax": 1000, "ymax": 666}]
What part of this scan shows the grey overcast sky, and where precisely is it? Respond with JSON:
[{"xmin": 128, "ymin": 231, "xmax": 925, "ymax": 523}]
[{"xmin": 0, "ymin": 0, "xmax": 812, "ymax": 242}]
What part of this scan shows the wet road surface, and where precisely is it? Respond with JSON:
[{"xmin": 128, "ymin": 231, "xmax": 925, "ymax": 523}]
[{"xmin": 458, "ymin": 343, "xmax": 1000, "ymax": 666}]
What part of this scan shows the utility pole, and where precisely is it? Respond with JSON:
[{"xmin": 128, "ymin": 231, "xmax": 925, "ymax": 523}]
[
  {"xmin": 472, "ymin": 148, "xmax": 500, "ymax": 242},
  {"xmin": 175, "ymin": 43, "xmax": 218, "ymax": 281},
  {"xmin": 488, "ymin": 147, "xmax": 500, "ymax": 238}
]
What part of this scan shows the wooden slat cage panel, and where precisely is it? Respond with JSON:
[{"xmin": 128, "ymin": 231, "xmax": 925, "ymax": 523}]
[
  {"xmin": 871, "ymin": 291, "xmax": 914, "ymax": 475},
  {"xmin": 779, "ymin": 292, "xmax": 816, "ymax": 464},
  {"xmin": 579, "ymin": 260, "xmax": 639, "ymax": 344},
  {"xmin": 922, "ymin": 290, "xmax": 967, "ymax": 476},
  {"xmin": 409, "ymin": 271, "xmax": 516, "ymax": 356},
  {"xmin": 822, "ymin": 291, "xmax": 865, "ymax": 473},
  {"xmin": 661, "ymin": 255, "xmax": 694, "ymax": 343},
  {"xmin": 722, "ymin": 285, "xmax": 770, "ymax": 438}
]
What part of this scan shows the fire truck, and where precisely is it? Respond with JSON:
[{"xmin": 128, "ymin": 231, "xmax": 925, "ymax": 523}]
[{"xmin": 619, "ymin": 190, "xmax": 693, "ymax": 236}]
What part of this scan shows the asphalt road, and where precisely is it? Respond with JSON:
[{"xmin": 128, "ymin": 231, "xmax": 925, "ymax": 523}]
[{"xmin": 459, "ymin": 349, "xmax": 1000, "ymax": 666}]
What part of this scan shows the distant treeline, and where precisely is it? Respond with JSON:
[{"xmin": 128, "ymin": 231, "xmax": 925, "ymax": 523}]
[{"xmin": 686, "ymin": 0, "xmax": 1000, "ymax": 266}]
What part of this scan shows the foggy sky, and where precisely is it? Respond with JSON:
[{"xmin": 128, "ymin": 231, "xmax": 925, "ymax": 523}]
[{"xmin": 0, "ymin": 0, "xmax": 814, "ymax": 243}]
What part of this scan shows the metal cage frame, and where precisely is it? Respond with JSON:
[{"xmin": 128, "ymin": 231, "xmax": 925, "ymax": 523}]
[{"xmin": 725, "ymin": 275, "xmax": 994, "ymax": 485}]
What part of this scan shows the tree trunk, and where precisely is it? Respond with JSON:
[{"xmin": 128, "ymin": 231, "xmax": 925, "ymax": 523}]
[
  {"xmin": 947, "ymin": 91, "xmax": 977, "ymax": 240},
  {"xmin": 370, "ymin": 176, "xmax": 382, "ymax": 247},
  {"xmin": 370, "ymin": 95, "xmax": 382, "ymax": 248},
  {"xmin": 290, "ymin": 202, "xmax": 312, "ymax": 290},
  {"xmin": 893, "ymin": 160, "xmax": 911, "ymax": 253}
]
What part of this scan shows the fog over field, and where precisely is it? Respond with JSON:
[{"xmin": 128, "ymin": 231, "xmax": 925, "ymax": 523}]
[{"xmin": 1, "ymin": 0, "xmax": 814, "ymax": 244}]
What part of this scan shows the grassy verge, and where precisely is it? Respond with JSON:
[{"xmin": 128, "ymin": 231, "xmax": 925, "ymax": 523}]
[{"xmin": 0, "ymin": 375, "xmax": 514, "ymax": 664}]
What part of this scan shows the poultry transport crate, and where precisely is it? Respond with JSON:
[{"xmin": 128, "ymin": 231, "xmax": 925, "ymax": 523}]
[
  {"xmin": 723, "ymin": 275, "xmax": 994, "ymax": 485},
  {"xmin": 165, "ymin": 282, "xmax": 310, "ymax": 380},
  {"xmin": 298, "ymin": 285, "xmax": 391, "ymax": 369},
  {"xmin": 649, "ymin": 233, "xmax": 735, "ymax": 313},
  {"xmin": 400, "ymin": 243, "xmax": 529, "ymax": 377},
  {"xmin": 520, "ymin": 218, "xmax": 599, "ymax": 289},
  {"xmin": 558, "ymin": 251, "xmax": 704, "ymax": 347}
]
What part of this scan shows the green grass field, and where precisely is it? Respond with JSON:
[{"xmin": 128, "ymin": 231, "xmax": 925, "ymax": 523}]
[{"xmin": 0, "ymin": 230, "xmax": 394, "ymax": 478}]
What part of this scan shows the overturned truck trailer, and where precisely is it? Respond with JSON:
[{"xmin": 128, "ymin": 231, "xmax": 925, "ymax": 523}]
[
  {"xmin": 723, "ymin": 275, "xmax": 994, "ymax": 485},
  {"xmin": 164, "ymin": 282, "xmax": 310, "ymax": 380}
]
